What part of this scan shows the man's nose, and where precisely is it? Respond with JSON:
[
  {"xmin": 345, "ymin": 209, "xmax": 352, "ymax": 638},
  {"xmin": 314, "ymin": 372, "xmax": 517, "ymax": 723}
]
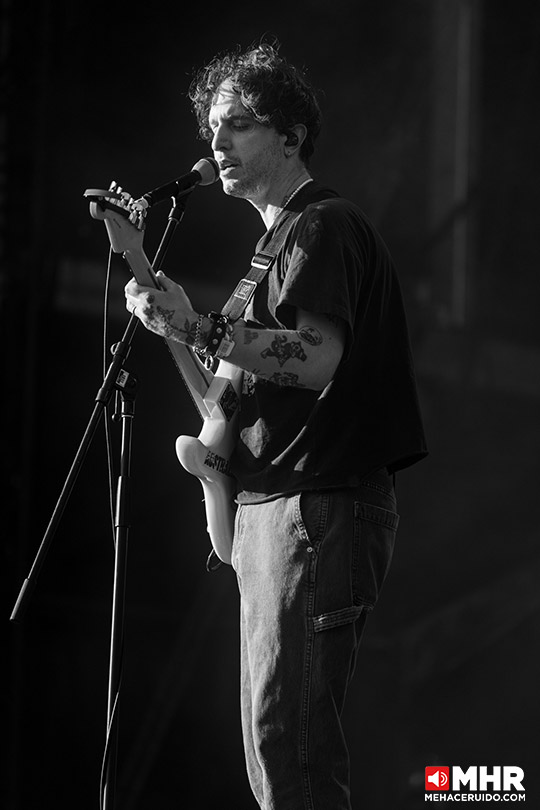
[{"xmin": 211, "ymin": 124, "xmax": 230, "ymax": 152}]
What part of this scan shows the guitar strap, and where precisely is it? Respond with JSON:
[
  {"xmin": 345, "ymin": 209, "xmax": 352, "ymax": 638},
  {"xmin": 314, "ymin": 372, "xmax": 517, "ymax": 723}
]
[
  {"xmin": 204, "ymin": 211, "xmax": 302, "ymax": 572},
  {"xmin": 219, "ymin": 181, "xmax": 342, "ymax": 322},
  {"xmin": 219, "ymin": 209, "xmax": 301, "ymax": 322}
]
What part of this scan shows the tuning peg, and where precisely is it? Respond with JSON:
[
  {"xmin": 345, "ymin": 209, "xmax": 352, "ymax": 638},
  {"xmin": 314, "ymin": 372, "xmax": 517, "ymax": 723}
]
[{"xmin": 128, "ymin": 206, "xmax": 146, "ymax": 231}]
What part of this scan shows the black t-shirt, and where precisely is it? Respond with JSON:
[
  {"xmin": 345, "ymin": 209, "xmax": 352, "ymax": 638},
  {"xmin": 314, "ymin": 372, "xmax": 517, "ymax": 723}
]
[{"xmin": 230, "ymin": 181, "xmax": 427, "ymax": 502}]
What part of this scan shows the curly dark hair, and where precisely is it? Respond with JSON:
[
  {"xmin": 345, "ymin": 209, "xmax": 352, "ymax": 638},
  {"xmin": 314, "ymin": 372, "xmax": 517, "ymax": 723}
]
[{"xmin": 189, "ymin": 42, "xmax": 322, "ymax": 166}]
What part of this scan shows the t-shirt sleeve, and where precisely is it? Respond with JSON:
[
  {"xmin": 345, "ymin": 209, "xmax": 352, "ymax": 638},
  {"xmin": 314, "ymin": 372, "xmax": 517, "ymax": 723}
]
[{"xmin": 274, "ymin": 200, "xmax": 366, "ymax": 353}]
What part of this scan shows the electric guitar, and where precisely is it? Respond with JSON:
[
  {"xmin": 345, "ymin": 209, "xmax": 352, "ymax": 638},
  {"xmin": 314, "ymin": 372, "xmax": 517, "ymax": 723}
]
[{"xmin": 84, "ymin": 184, "xmax": 241, "ymax": 564}]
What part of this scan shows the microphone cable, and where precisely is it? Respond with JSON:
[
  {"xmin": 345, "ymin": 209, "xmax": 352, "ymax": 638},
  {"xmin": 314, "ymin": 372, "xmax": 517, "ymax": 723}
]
[
  {"xmin": 102, "ymin": 245, "xmax": 118, "ymax": 544},
  {"xmin": 99, "ymin": 244, "xmax": 126, "ymax": 810}
]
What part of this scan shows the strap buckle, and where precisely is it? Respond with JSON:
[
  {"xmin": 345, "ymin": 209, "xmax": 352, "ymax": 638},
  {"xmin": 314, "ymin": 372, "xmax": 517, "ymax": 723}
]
[{"xmin": 250, "ymin": 252, "xmax": 274, "ymax": 270}]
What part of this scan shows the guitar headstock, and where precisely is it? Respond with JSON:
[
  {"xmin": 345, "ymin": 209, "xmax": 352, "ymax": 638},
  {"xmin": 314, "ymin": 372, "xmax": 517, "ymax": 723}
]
[{"xmin": 84, "ymin": 182, "xmax": 146, "ymax": 254}]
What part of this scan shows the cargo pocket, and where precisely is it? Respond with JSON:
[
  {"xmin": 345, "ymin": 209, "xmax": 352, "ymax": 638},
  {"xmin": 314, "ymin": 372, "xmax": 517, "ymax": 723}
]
[
  {"xmin": 313, "ymin": 604, "xmax": 365, "ymax": 633},
  {"xmin": 352, "ymin": 501, "xmax": 399, "ymax": 610}
]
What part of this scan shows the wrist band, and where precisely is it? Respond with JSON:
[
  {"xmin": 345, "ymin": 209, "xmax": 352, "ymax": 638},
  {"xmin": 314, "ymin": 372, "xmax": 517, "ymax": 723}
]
[{"xmin": 194, "ymin": 312, "xmax": 235, "ymax": 366}]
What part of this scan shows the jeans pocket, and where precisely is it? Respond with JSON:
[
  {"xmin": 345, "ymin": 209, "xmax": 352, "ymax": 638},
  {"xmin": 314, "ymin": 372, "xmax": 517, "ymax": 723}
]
[
  {"xmin": 297, "ymin": 491, "xmax": 330, "ymax": 549},
  {"xmin": 313, "ymin": 604, "xmax": 365, "ymax": 632},
  {"xmin": 352, "ymin": 501, "xmax": 399, "ymax": 609}
]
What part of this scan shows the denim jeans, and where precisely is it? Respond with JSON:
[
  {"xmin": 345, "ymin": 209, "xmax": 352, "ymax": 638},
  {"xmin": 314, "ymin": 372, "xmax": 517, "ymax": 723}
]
[{"xmin": 231, "ymin": 469, "xmax": 399, "ymax": 810}]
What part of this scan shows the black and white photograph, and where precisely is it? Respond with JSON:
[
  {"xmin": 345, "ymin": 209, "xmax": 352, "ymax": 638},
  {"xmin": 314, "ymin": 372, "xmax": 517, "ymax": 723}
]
[{"xmin": 3, "ymin": 1, "xmax": 539, "ymax": 808}]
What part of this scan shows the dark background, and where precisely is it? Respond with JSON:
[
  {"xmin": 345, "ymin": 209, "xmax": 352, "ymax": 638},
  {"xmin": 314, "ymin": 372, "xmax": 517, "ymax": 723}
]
[{"xmin": 3, "ymin": 1, "xmax": 539, "ymax": 808}]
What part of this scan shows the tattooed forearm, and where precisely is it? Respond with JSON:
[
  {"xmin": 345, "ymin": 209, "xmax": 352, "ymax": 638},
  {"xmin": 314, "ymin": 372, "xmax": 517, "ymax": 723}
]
[
  {"xmin": 260, "ymin": 334, "xmax": 307, "ymax": 366},
  {"xmin": 153, "ymin": 306, "xmax": 199, "ymax": 344},
  {"xmin": 230, "ymin": 319, "xmax": 344, "ymax": 391},
  {"xmin": 243, "ymin": 329, "xmax": 260, "ymax": 345},
  {"xmin": 269, "ymin": 372, "xmax": 306, "ymax": 388},
  {"xmin": 298, "ymin": 326, "xmax": 323, "ymax": 346},
  {"xmin": 182, "ymin": 317, "xmax": 201, "ymax": 346}
]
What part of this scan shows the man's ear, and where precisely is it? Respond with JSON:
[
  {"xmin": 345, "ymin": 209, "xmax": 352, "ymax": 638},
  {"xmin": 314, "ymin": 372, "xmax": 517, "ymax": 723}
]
[{"xmin": 284, "ymin": 124, "xmax": 307, "ymax": 155}]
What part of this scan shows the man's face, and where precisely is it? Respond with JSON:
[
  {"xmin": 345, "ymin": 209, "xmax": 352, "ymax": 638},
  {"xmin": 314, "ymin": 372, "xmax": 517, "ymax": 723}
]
[{"xmin": 208, "ymin": 81, "xmax": 285, "ymax": 203}]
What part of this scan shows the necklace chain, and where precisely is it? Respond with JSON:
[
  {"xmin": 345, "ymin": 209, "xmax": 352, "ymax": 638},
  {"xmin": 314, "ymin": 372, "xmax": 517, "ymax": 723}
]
[{"xmin": 282, "ymin": 177, "xmax": 313, "ymax": 209}]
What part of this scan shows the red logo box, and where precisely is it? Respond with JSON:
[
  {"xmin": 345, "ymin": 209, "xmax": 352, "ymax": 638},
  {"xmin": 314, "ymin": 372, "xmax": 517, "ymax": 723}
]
[{"xmin": 425, "ymin": 766, "xmax": 450, "ymax": 790}]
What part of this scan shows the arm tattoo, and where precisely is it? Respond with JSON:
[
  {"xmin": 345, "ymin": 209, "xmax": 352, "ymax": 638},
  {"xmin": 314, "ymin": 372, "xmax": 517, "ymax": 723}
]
[
  {"xmin": 182, "ymin": 317, "xmax": 200, "ymax": 346},
  {"xmin": 298, "ymin": 326, "xmax": 323, "ymax": 346},
  {"xmin": 269, "ymin": 372, "xmax": 305, "ymax": 388},
  {"xmin": 154, "ymin": 306, "xmax": 198, "ymax": 344},
  {"xmin": 261, "ymin": 334, "xmax": 307, "ymax": 366},
  {"xmin": 243, "ymin": 329, "xmax": 260, "ymax": 345}
]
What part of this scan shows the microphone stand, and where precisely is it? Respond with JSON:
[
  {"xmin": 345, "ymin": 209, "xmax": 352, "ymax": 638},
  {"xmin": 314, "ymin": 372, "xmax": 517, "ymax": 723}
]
[{"xmin": 10, "ymin": 189, "xmax": 193, "ymax": 810}]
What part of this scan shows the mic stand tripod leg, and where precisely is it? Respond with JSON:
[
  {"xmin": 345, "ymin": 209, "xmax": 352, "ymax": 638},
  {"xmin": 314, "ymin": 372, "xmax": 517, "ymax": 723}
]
[{"xmin": 9, "ymin": 316, "xmax": 139, "ymax": 623}]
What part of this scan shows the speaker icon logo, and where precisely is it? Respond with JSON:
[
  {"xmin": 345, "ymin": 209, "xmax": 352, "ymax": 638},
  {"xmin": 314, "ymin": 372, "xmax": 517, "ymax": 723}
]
[{"xmin": 425, "ymin": 766, "xmax": 450, "ymax": 790}]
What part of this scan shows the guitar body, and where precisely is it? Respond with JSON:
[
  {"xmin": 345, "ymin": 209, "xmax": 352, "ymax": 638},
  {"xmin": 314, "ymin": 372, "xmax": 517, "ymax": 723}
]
[
  {"xmin": 85, "ymin": 186, "xmax": 242, "ymax": 563},
  {"xmin": 176, "ymin": 362, "xmax": 242, "ymax": 564}
]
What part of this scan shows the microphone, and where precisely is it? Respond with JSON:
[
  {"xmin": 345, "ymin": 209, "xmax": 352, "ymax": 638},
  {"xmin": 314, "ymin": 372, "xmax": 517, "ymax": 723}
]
[{"xmin": 139, "ymin": 157, "xmax": 219, "ymax": 208}]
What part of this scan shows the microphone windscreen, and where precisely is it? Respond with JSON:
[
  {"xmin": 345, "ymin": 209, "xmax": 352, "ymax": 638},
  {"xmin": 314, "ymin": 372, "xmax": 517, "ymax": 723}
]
[{"xmin": 193, "ymin": 157, "xmax": 219, "ymax": 186}]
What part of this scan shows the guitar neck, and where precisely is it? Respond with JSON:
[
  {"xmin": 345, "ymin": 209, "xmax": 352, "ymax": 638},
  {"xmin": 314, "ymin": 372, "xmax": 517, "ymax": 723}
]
[{"xmin": 123, "ymin": 246, "xmax": 213, "ymax": 418}]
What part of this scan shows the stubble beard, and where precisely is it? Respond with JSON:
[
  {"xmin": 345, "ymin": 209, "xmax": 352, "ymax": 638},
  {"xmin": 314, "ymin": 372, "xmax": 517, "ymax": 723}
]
[{"xmin": 220, "ymin": 140, "xmax": 282, "ymax": 203}]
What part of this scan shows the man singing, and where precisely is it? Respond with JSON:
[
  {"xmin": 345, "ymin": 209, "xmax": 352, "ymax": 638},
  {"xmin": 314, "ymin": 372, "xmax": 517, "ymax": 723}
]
[{"xmin": 125, "ymin": 41, "xmax": 427, "ymax": 810}]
